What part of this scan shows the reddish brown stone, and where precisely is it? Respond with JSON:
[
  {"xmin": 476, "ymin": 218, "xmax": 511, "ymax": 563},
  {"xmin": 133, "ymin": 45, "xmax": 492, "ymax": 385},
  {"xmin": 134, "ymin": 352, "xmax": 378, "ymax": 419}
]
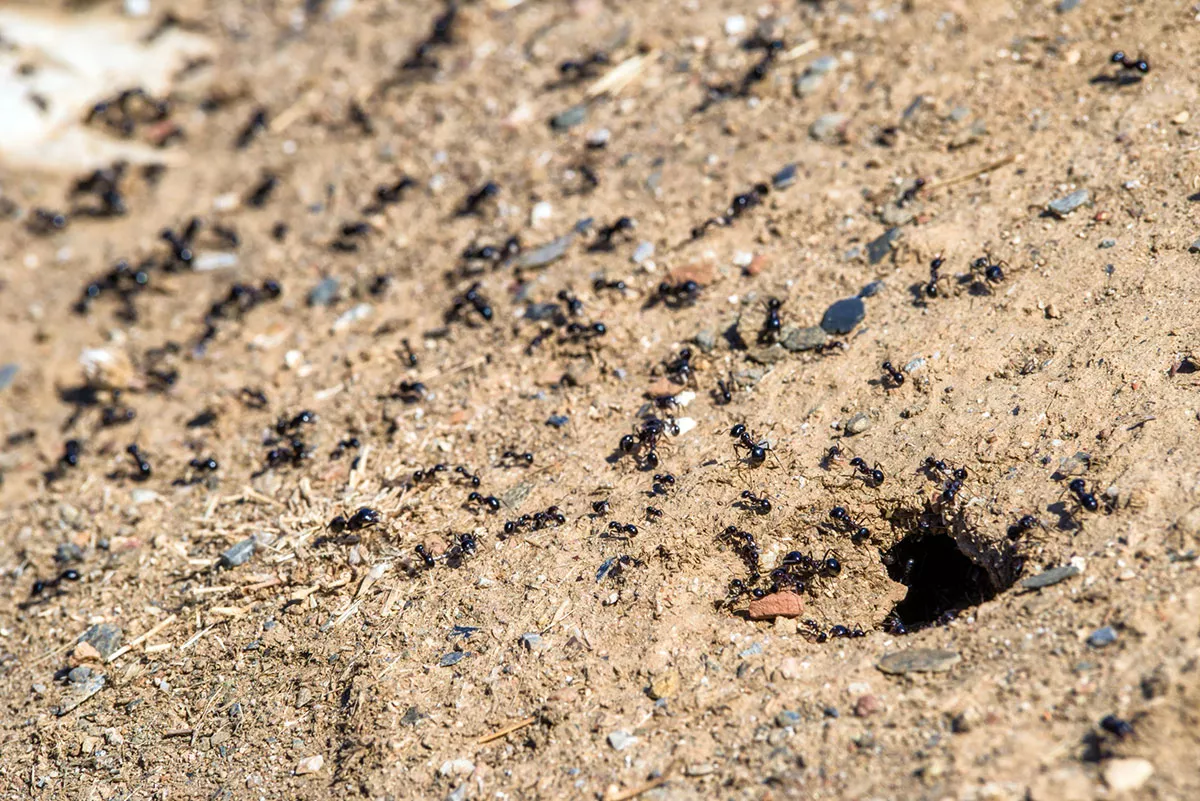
[
  {"xmin": 854, "ymin": 694, "xmax": 882, "ymax": 717},
  {"xmin": 747, "ymin": 591, "xmax": 804, "ymax": 620}
]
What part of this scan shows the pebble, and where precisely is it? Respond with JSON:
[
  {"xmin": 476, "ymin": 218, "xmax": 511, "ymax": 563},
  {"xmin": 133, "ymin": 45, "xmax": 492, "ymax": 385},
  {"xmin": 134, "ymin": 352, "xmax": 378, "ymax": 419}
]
[
  {"xmin": 296, "ymin": 755, "xmax": 324, "ymax": 775},
  {"xmin": 1047, "ymin": 189, "xmax": 1090, "ymax": 218},
  {"xmin": 439, "ymin": 758, "xmax": 475, "ymax": 778},
  {"xmin": 78, "ymin": 623, "xmax": 123, "ymax": 660},
  {"xmin": 739, "ymin": 642, "xmax": 763, "ymax": 658},
  {"xmin": 904, "ymin": 357, "xmax": 926, "ymax": 374},
  {"xmin": 332, "ymin": 303, "xmax": 372, "ymax": 331},
  {"xmin": 1189, "ymin": 238, "xmax": 1200, "ymax": 254},
  {"xmin": 519, "ymin": 633, "xmax": 545, "ymax": 651},
  {"xmin": 808, "ymin": 55, "xmax": 839, "ymax": 76},
  {"xmin": 220, "ymin": 537, "xmax": 256, "ymax": 568},
  {"xmin": 546, "ymin": 414, "xmax": 569, "ymax": 428},
  {"xmin": 0, "ymin": 363, "xmax": 18, "ymax": 392},
  {"xmin": 1087, "ymin": 626, "xmax": 1118, "ymax": 648},
  {"xmin": 694, "ymin": 329, "xmax": 717, "ymax": 353},
  {"xmin": 1056, "ymin": 0, "xmax": 1081, "ymax": 11},
  {"xmin": 844, "ymin": 412, "xmax": 871, "ymax": 435},
  {"xmin": 607, "ymin": 730, "xmax": 636, "ymax": 751},
  {"xmin": 876, "ymin": 648, "xmax": 961, "ymax": 675},
  {"xmin": 124, "ymin": 0, "xmax": 151, "ymax": 16},
  {"xmin": 810, "ymin": 113, "xmax": 848, "ymax": 143},
  {"xmin": 771, "ymin": 163, "xmax": 797, "ymax": 190},
  {"xmin": 794, "ymin": 73, "xmax": 825, "ymax": 97},
  {"xmin": 1099, "ymin": 239, "xmax": 1116, "ymax": 249},
  {"xmin": 880, "ymin": 204, "xmax": 914, "ymax": 227},
  {"xmin": 68, "ymin": 666, "xmax": 94, "ymax": 685},
  {"xmin": 1019, "ymin": 565, "xmax": 1080, "ymax": 590},
  {"xmin": 853, "ymin": 695, "xmax": 882, "ymax": 717},
  {"xmin": 55, "ymin": 543, "xmax": 84, "ymax": 563},
  {"xmin": 1102, "ymin": 758, "xmax": 1154, "ymax": 792},
  {"xmin": 748, "ymin": 591, "xmax": 804, "ymax": 620},
  {"xmin": 858, "ymin": 280, "xmax": 885, "ymax": 298},
  {"xmin": 192, "ymin": 252, "xmax": 239, "ymax": 271},
  {"xmin": 307, "ymin": 277, "xmax": 340, "ymax": 307},
  {"xmin": 777, "ymin": 657, "xmax": 804, "ymax": 680},
  {"xmin": 631, "ymin": 241, "xmax": 655, "ymax": 264},
  {"xmin": 780, "ymin": 325, "xmax": 828, "ymax": 352},
  {"xmin": 439, "ymin": 652, "xmax": 468, "ymax": 667},
  {"xmin": 820, "ymin": 296, "xmax": 865, "ymax": 335},
  {"xmin": 516, "ymin": 234, "xmax": 573, "ymax": 269},
  {"xmin": 723, "ymin": 15, "xmax": 746, "ymax": 36},
  {"xmin": 867, "ymin": 228, "xmax": 902, "ymax": 264},
  {"xmin": 647, "ymin": 670, "xmax": 680, "ymax": 700},
  {"xmin": 775, "ymin": 710, "xmax": 801, "ymax": 728},
  {"xmin": 530, "ymin": 201, "xmax": 553, "ymax": 227},
  {"xmin": 586, "ymin": 128, "xmax": 610, "ymax": 148},
  {"xmin": 550, "ymin": 105, "xmax": 587, "ymax": 131}
]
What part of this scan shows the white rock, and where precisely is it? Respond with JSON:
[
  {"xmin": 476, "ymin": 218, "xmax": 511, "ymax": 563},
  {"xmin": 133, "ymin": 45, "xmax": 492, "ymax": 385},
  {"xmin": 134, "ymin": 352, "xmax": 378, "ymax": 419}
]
[
  {"xmin": 530, "ymin": 201, "xmax": 553, "ymax": 227},
  {"xmin": 439, "ymin": 758, "xmax": 475, "ymax": 777},
  {"xmin": 296, "ymin": 755, "xmax": 324, "ymax": 775},
  {"xmin": 1102, "ymin": 758, "xmax": 1153, "ymax": 792},
  {"xmin": 724, "ymin": 15, "xmax": 747, "ymax": 36},
  {"xmin": 673, "ymin": 417, "xmax": 697, "ymax": 435}
]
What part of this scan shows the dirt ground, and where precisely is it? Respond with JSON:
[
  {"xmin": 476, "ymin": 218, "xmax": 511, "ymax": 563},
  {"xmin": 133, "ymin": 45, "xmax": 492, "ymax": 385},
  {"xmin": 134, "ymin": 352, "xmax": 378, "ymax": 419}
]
[{"xmin": 1, "ymin": 0, "xmax": 1199, "ymax": 798}]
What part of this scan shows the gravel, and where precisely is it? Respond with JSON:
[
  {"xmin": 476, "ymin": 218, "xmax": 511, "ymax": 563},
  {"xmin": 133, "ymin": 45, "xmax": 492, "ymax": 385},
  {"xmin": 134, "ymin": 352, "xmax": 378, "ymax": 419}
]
[
  {"xmin": 844, "ymin": 412, "xmax": 871, "ymax": 435},
  {"xmin": 1047, "ymin": 189, "xmax": 1090, "ymax": 217},
  {"xmin": 550, "ymin": 105, "xmax": 587, "ymax": 131},
  {"xmin": 1020, "ymin": 565, "xmax": 1080, "ymax": 589},
  {"xmin": 0, "ymin": 363, "xmax": 17, "ymax": 392},
  {"xmin": 810, "ymin": 113, "xmax": 848, "ymax": 143},
  {"xmin": 631, "ymin": 241, "xmax": 655, "ymax": 264},
  {"xmin": 307, "ymin": 277, "xmax": 339, "ymax": 307},
  {"xmin": 220, "ymin": 537, "xmax": 256, "ymax": 568},
  {"xmin": 771, "ymin": 163, "xmax": 797, "ymax": 190},
  {"xmin": 780, "ymin": 325, "xmax": 828, "ymax": 352},
  {"xmin": 876, "ymin": 648, "xmax": 961, "ymax": 674},
  {"xmin": 1088, "ymin": 626, "xmax": 1118, "ymax": 648},
  {"xmin": 78, "ymin": 623, "xmax": 123, "ymax": 659},
  {"xmin": 515, "ymin": 234, "xmax": 573, "ymax": 269},
  {"xmin": 820, "ymin": 297, "xmax": 865, "ymax": 335},
  {"xmin": 607, "ymin": 730, "xmax": 636, "ymax": 751},
  {"xmin": 867, "ymin": 228, "xmax": 901, "ymax": 264}
]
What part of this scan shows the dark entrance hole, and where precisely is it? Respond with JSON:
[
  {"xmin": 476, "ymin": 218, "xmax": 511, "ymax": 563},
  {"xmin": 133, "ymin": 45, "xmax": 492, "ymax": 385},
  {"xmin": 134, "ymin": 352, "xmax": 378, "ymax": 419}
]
[{"xmin": 883, "ymin": 529, "xmax": 1000, "ymax": 632}]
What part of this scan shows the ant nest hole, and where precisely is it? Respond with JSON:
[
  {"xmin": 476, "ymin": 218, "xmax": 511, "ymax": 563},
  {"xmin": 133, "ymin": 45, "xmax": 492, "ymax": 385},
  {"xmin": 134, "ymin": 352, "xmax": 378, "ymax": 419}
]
[{"xmin": 880, "ymin": 501, "xmax": 1020, "ymax": 632}]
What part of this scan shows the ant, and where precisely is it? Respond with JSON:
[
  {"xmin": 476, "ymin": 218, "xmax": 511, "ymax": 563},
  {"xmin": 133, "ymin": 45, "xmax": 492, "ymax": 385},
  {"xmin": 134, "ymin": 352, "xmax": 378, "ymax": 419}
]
[
  {"xmin": 593, "ymin": 277, "xmax": 627, "ymax": 293},
  {"xmin": 330, "ymin": 220, "xmax": 371, "ymax": 252},
  {"xmin": 457, "ymin": 181, "xmax": 499, "ymax": 217},
  {"xmin": 364, "ymin": 177, "xmax": 417, "ymax": 214},
  {"xmin": 1068, "ymin": 478, "xmax": 1100, "ymax": 513},
  {"xmin": 821, "ymin": 444, "xmax": 845, "ymax": 470},
  {"xmin": 924, "ymin": 255, "xmax": 946, "ymax": 298},
  {"xmin": 650, "ymin": 280, "xmax": 701, "ymax": 309},
  {"xmin": 462, "ymin": 235, "xmax": 521, "ymax": 266},
  {"xmin": 645, "ymin": 506, "xmax": 664, "ymax": 521},
  {"xmin": 100, "ymin": 404, "xmax": 136, "ymax": 427},
  {"xmin": 849, "ymin": 456, "xmax": 885, "ymax": 487},
  {"xmin": 719, "ymin": 525, "xmax": 760, "ymax": 579},
  {"xmin": 454, "ymin": 465, "xmax": 481, "ymax": 487},
  {"xmin": 663, "ymin": 347, "xmax": 694, "ymax": 385},
  {"xmin": 897, "ymin": 177, "xmax": 925, "ymax": 207},
  {"xmin": 730, "ymin": 423, "xmax": 773, "ymax": 467},
  {"xmin": 393, "ymin": 381, "xmax": 427, "ymax": 403},
  {"xmin": 971, "ymin": 256, "xmax": 1006, "ymax": 285},
  {"xmin": 589, "ymin": 216, "xmax": 635, "ymax": 252},
  {"xmin": 591, "ymin": 499, "xmax": 610, "ymax": 515},
  {"xmin": 265, "ymin": 439, "xmax": 308, "ymax": 469},
  {"xmin": 691, "ymin": 183, "xmax": 770, "ymax": 238},
  {"xmin": 400, "ymin": 338, "xmax": 419, "ymax": 368},
  {"xmin": 402, "ymin": 1, "xmax": 459, "ymax": 72},
  {"xmin": 652, "ymin": 473, "xmax": 675, "ymax": 495},
  {"xmin": 557, "ymin": 51, "xmax": 610, "ymax": 84},
  {"xmin": 234, "ymin": 107, "xmax": 268, "ymax": 149},
  {"xmin": 758, "ymin": 298, "xmax": 784, "ymax": 344},
  {"xmin": 737, "ymin": 490, "xmax": 771, "ymax": 515},
  {"xmin": 556, "ymin": 289, "xmax": 584, "ymax": 317},
  {"xmin": 412, "ymin": 463, "xmax": 448, "ymax": 483},
  {"xmin": 1007, "ymin": 514, "xmax": 1043, "ymax": 540},
  {"xmin": 240, "ymin": 387, "xmax": 269, "ymax": 409},
  {"xmin": 500, "ymin": 450, "xmax": 534, "ymax": 467},
  {"xmin": 1110, "ymin": 51, "xmax": 1150, "ymax": 74},
  {"xmin": 330, "ymin": 437, "xmax": 361, "ymax": 460},
  {"xmin": 620, "ymin": 417, "xmax": 677, "ymax": 469},
  {"xmin": 179, "ymin": 456, "xmax": 219, "ymax": 485},
  {"xmin": 30, "ymin": 568, "xmax": 82, "ymax": 598},
  {"xmin": 881, "ymin": 361, "xmax": 904, "ymax": 389},
  {"xmin": 561, "ymin": 321, "xmax": 607, "ymax": 343},
  {"xmin": 466, "ymin": 491, "xmax": 501, "ymax": 512},
  {"xmin": 715, "ymin": 375, "xmax": 735, "ymax": 405},
  {"xmin": 276, "ymin": 410, "xmax": 316, "ymax": 435},
  {"xmin": 329, "ymin": 507, "xmax": 382, "ymax": 533},
  {"xmin": 446, "ymin": 282, "xmax": 493, "ymax": 324},
  {"xmin": 607, "ymin": 521, "xmax": 639, "ymax": 538},
  {"xmin": 829, "ymin": 506, "xmax": 871, "ymax": 541},
  {"xmin": 1100, "ymin": 714, "xmax": 1135, "ymax": 740},
  {"xmin": 720, "ymin": 577, "xmax": 765, "ymax": 608},
  {"xmin": 126, "ymin": 444, "xmax": 152, "ymax": 480}
]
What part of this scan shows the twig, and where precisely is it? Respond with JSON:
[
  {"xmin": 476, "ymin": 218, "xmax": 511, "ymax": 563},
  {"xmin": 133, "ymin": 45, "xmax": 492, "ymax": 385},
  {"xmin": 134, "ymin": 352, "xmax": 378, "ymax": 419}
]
[
  {"xmin": 476, "ymin": 715, "xmax": 537, "ymax": 744},
  {"xmin": 106, "ymin": 614, "xmax": 178, "ymax": 662},
  {"xmin": 923, "ymin": 154, "xmax": 1018, "ymax": 192},
  {"xmin": 162, "ymin": 728, "xmax": 194, "ymax": 738},
  {"xmin": 180, "ymin": 625, "xmax": 215, "ymax": 651},
  {"xmin": 607, "ymin": 775, "xmax": 670, "ymax": 801}
]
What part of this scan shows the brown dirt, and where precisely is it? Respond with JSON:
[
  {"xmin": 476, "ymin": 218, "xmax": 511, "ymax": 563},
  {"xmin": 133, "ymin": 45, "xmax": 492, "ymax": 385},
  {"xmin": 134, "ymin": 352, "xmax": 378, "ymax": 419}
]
[{"xmin": 2, "ymin": 0, "xmax": 1199, "ymax": 799}]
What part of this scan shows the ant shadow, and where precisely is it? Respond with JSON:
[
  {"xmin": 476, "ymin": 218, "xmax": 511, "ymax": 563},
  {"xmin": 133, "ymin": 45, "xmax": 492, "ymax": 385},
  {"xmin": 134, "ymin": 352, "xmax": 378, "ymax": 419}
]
[
  {"xmin": 1046, "ymin": 500, "xmax": 1080, "ymax": 531},
  {"xmin": 1088, "ymin": 73, "xmax": 1143, "ymax": 87}
]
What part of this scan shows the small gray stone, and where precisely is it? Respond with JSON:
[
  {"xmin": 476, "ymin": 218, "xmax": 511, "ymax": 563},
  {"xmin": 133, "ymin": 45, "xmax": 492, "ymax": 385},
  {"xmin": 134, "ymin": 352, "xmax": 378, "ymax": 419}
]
[
  {"xmin": 0, "ymin": 363, "xmax": 17, "ymax": 392},
  {"xmin": 400, "ymin": 706, "xmax": 422, "ymax": 726},
  {"xmin": 78, "ymin": 623, "xmax": 123, "ymax": 659},
  {"xmin": 68, "ymin": 666, "xmax": 93, "ymax": 685},
  {"xmin": 1056, "ymin": 0, "xmax": 1081, "ymax": 11},
  {"xmin": 1099, "ymin": 238, "xmax": 1116, "ymax": 249},
  {"xmin": 775, "ymin": 709, "xmax": 802, "ymax": 728},
  {"xmin": 948, "ymin": 105, "xmax": 971, "ymax": 123},
  {"xmin": 1188, "ymin": 238, "xmax": 1200, "ymax": 254},
  {"xmin": 820, "ymin": 297, "xmax": 865, "ymax": 335},
  {"xmin": 1019, "ymin": 565, "xmax": 1080, "ymax": 590},
  {"xmin": 515, "ymin": 235, "xmax": 573, "ymax": 269},
  {"xmin": 631, "ymin": 241, "xmax": 655, "ymax": 264},
  {"xmin": 858, "ymin": 280, "xmax": 885, "ymax": 299},
  {"xmin": 56, "ymin": 672, "xmax": 105, "ymax": 716},
  {"xmin": 810, "ymin": 113, "xmax": 848, "ymax": 143},
  {"xmin": 439, "ymin": 652, "xmax": 468, "ymax": 667},
  {"xmin": 307, "ymin": 277, "xmax": 340, "ymax": 307},
  {"xmin": 780, "ymin": 326, "xmax": 828, "ymax": 352},
  {"xmin": 220, "ymin": 538, "xmax": 256, "ymax": 568},
  {"xmin": 808, "ymin": 55, "xmax": 838, "ymax": 76},
  {"xmin": 586, "ymin": 128, "xmax": 610, "ymax": 148},
  {"xmin": 524, "ymin": 302, "xmax": 560, "ymax": 322},
  {"xmin": 55, "ymin": 542, "xmax": 84, "ymax": 563},
  {"xmin": 771, "ymin": 163, "xmax": 798, "ymax": 190},
  {"xmin": 1047, "ymin": 189, "xmax": 1091, "ymax": 218},
  {"xmin": 607, "ymin": 730, "xmax": 636, "ymax": 751},
  {"xmin": 550, "ymin": 105, "xmax": 587, "ymax": 131},
  {"xmin": 880, "ymin": 204, "xmax": 914, "ymax": 227},
  {"xmin": 903, "ymin": 357, "xmax": 926, "ymax": 373},
  {"xmin": 867, "ymin": 228, "xmax": 902, "ymax": 265},
  {"xmin": 1088, "ymin": 626, "xmax": 1118, "ymax": 648},
  {"xmin": 500, "ymin": 481, "xmax": 532, "ymax": 509},
  {"xmin": 739, "ymin": 642, "xmax": 763, "ymax": 658},
  {"xmin": 694, "ymin": 329, "xmax": 717, "ymax": 353},
  {"xmin": 746, "ymin": 346, "xmax": 787, "ymax": 365},
  {"xmin": 794, "ymin": 72, "xmax": 825, "ymax": 97},
  {"xmin": 519, "ymin": 633, "xmax": 544, "ymax": 651},
  {"xmin": 877, "ymin": 648, "xmax": 961, "ymax": 675},
  {"xmin": 844, "ymin": 412, "xmax": 871, "ymax": 435}
]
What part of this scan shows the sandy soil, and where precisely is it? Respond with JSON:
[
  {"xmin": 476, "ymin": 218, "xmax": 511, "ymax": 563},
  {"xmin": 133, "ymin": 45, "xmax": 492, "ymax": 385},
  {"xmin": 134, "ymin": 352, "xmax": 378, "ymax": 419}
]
[{"xmin": 1, "ymin": 0, "xmax": 1199, "ymax": 799}]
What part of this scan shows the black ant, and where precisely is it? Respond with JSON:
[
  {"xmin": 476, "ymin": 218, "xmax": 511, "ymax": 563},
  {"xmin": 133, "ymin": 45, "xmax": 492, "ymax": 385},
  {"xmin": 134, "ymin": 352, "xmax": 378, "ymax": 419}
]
[
  {"xmin": 645, "ymin": 506, "xmax": 664, "ymax": 521},
  {"xmin": 1068, "ymin": 478, "xmax": 1100, "ymax": 513},
  {"xmin": 181, "ymin": 457, "xmax": 219, "ymax": 485},
  {"xmin": 27, "ymin": 208, "xmax": 69, "ymax": 236},
  {"xmin": 276, "ymin": 410, "xmax": 316, "ymax": 435},
  {"xmin": 126, "ymin": 444, "xmax": 152, "ymax": 480},
  {"xmin": 412, "ymin": 463, "xmax": 448, "ymax": 483},
  {"xmin": 715, "ymin": 376, "xmax": 735, "ymax": 405},
  {"xmin": 593, "ymin": 277, "xmax": 627, "ymax": 293},
  {"xmin": 71, "ymin": 163, "xmax": 127, "ymax": 218},
  {"xmin": 971, "ymin": 256, "xmax": 1006, "ymax": 285},
  {"xmin": 234, "ymin": 107, "xmax": 268, "ymax": 149},
  {"xmin": 246, "ymin": 173, "xmax": 278, "ymax": 208},
  {"xmin": 500, "ymin": 450, "xmax": 534, "ymax": 468},
  {"xmin": 691, "ymin": 183, "xmax": 769, "ymax": 239},
  {"xmin": 1100, "ymin": 714, "xmax": 1135, "ymax": 740},
  {"xmin": 849, "ymin": 456, "xmax": 885, "ymax": 487},
  {"xmin": 737, "ymin": 490, "xmax": 771, "ymax": 515},
  {"xmin": 462, "ymin": 235, "xmax": 521, "ymax": 266},
  {"xmin": 592, "ymin": 499, "xmax": 610, "ymax": 515},
  {"xmin": 607, "ymin": 521, "xmax": 639, "ymax": 538},
  {"xmin": 100, "ymin": 404, "xmax": 137, "ymax": 427},
  {"xmin": 1007, "ymin": 514, "xmax": 1042, "ymax": 540},
  {"xmin": 30, "ymin": 568, "xmax": 83, "ymax": 598},
  {"xmin": 265, "ymin": 438, "xmax": 308, "ymax": 469},
  {"xmin": 466, "ymin": 491, "xmax": 501, "ymax": 512},
  {"xmin": 924, "ymin": 255, "xmax": 945, "ymax": 298},
  {"xmin": 446, "ymin": 282, "xmax": 494, "ymax": 324},
  {"xmin": 240, "ymin": 387, "xmax": 269, "ymax": 409},
  {"xmin": 330, "ymin": 220, "xmax": 372, "ymax": 253},
  {"xmin": 652, "ymin": 473, "xmax": 675, "ymax": 495},
  {"xmin": 589, "ymin": 216, "xmax": 635, "ymax": 252},
  {"xmin": 1110, "ymin": 51, "xmax": 1150, "ymax": 74},
  {"xmin": 402, "ymin": 1, "xmax": 459, "ymax": 72},
  {"xmin": 898, "ymin": 177, "xmax": 925, "ymax": 207},
  {"xmin": 457, "ymin": 181, "xmax": 499, "ymax": 217},
  {"xmin": 829, "ymin": 506, "xmax": 871, "ymax": 541},
  {"xmin": 557, "ymin": 51, "xmax": 610, "ymax": 84},
  {"xmin": 330, "ymin": 437, "xmax": 361, "ymax": 460},
  {"xmin": 454, "ymin": 465, "xmax": 480, "ymax": 487},
  {"xmin": 663, "ymin": 347, "xmax": 694, "ymax": 385},
  {"xmin": 730, "ymin": 423, "xmax": 773, "ymax": 467},
  {"xmin": 562, "ymin": 321, "xmax": 607, "ymax": 343},
  {"xmin": 329, "ymin": 507, "xmax": 382, "ymax": 533},
  {"xmin": 650, "ymin": 280, "xmax": 701, "ymax": 309},
  {"xmin": 400, "ymin": 338, "xmax": 419, "ymax": 367},
  {"xmin": 619, "ymin": 417, "xmax": 676, "ymax": 469},
  {"xmin": 881, "ymin": 361, "xmax": 904, "ymax": 389},
  {"xmin": 556, "ymin": 289, "xmax": 584, "ymax": 317},
  {"xmin": 393, "ymin": 381, "xmax": 427, "ymax": 403},
  {"xmin": 758, "ymin": 298, "xmax": 784, "ymax": 344},
  {"xmin": 720, "ymin": 578, "xmax": 765, "ymax": 608},
  {"xmin": 414, "ymin": 544, "xmax": 436, "ymax": 569},
  {"xmin": 821, "ymin": 444, "xmax": 844, "ymax": 470},
  {"xmin": 719, "ymin": 525, "xmax": 760, "ymax": 579}
]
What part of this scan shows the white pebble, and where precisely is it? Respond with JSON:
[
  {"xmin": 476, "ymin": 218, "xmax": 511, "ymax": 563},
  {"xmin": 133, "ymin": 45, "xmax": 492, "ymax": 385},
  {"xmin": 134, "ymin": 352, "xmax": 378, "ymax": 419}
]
[
  {"xmin": 732, "ymin": 251, "xmax": 753, "ymax": 267},
  {"xmin": 530, "ymin": 201, "xmax": 553, "ymax": 227},
  {"xmin": 724, "ymin": 15, "xmax": 747, "ymax": 36},
  {"xmin": 673, "ymin": 417, "xmax": 697, "ymax": 435}
]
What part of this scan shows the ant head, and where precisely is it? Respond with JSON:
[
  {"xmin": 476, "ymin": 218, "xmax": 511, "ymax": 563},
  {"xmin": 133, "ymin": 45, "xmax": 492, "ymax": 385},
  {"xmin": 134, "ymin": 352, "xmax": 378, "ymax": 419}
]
[
  {"xmin": 830, "ymin": 506, "xmax": 847, "ymax": 520},
  {"xmin": 1110, "ymin": 51, "xmax": 1126, "ymax": 63},
  {"xmin": 1069, "ymin": 478, "xmax": 1086, "ymax": 492}
]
